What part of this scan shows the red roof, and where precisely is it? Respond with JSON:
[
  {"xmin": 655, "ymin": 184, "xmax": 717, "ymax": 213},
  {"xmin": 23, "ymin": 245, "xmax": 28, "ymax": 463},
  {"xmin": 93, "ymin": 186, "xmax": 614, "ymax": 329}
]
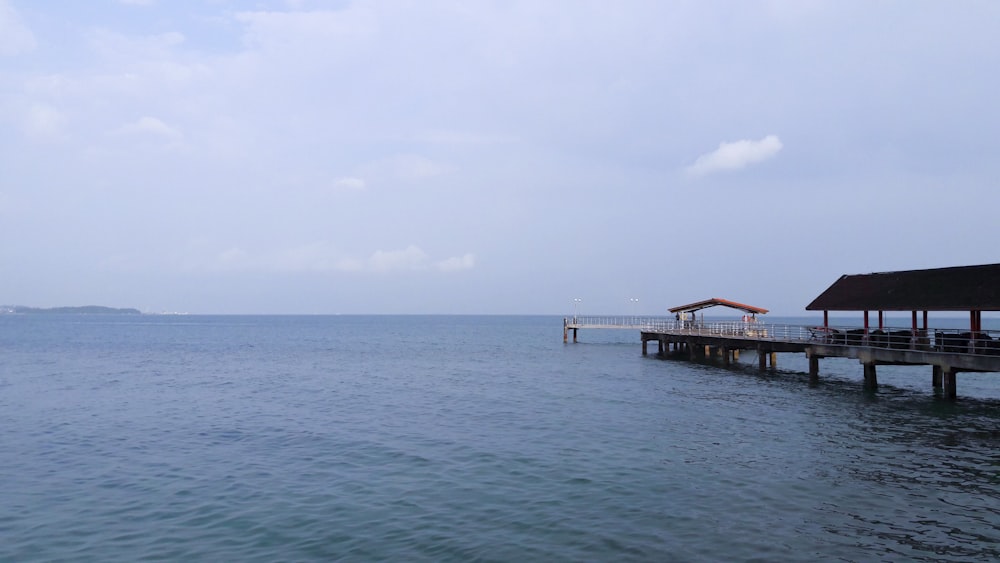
[{"xmin": 668, "ymin": 298, "xmax": 768, "ymax": 315}]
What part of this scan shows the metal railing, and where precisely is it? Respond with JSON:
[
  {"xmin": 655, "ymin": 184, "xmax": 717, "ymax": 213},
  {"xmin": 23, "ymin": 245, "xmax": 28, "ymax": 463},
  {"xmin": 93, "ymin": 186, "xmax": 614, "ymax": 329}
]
[
  {"xmin": 564, "ymin": 316, "xmax": 1000, "ymax": 357},
  {"xmin": 808, "ymin": 325, "xmax": 1000, "ymax": 356}
]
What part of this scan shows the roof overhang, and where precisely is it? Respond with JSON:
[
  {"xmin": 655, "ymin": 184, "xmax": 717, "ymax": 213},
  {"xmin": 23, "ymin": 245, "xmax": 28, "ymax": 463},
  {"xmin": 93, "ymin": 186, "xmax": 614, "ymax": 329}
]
[
  {"xmin": 806, "ymin": 263, "xmax": 1000, "ymax": 311},
  {"xmin": 669, "ymin": 298, "xmax": 768, "ymax": 315}
]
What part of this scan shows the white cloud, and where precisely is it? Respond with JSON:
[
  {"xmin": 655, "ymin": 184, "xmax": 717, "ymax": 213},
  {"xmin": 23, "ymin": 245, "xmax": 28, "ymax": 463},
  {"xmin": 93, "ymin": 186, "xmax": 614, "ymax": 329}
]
[
  {"xmin": 436, "ymin": 253, "xmax": 475, "ymax": 272},
  {"xmin": 115, "ymin": 116, "xmax": 182, "ymax": 141},
  {"xmin": 22, "ymin": 103, "xmax": 66, "ymax": 141},
  {"xmin": 417, "ymin": 130, "xmax": 517, "ymax": 146},
  {"xmin": 0, "ymin": 0, "xmax": 35, "ymax": 55},
  {"xmin": 333, "ymin": 176, "xmax": 366, "ymax": 191},
  {"xmin": 355, "ymin": 154, "xmax": 454, "ymax": 186},
  {"xmin": 368, "ymin": 245, "xmax": 429, "ymax": 272},
  {"xmin": 178, "ymin": 241, "xmax": 473, "ymax": 275},
  {"xmin": 383, "ymin": 154, "xmax": 453, "ymax": 181},
  {"xmin": 685, "ymin": 135, "xmax": 783, "ymax": 177}
]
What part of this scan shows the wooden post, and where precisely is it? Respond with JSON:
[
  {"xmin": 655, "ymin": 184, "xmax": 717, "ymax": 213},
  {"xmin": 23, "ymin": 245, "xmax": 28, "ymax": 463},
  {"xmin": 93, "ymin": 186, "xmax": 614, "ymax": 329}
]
[
  {"xmin": 642, "ymin": 339, "xmax": 647, "ymax": 356},
  {"xmin": 932, "ymin": 365, "xmax": 942, "ymax": 389},
  {"xmin": 942, "ymin": 368, "xmax": 957, "ymax": 400},
  {"xmin": 769, "ymin": 352, "xmax": 777, "ymax": 368},
  {"xmin": 808, "ymin": 354, "xmax": 819, "ymax": 381},
  {"xmin": 863, "ymin": 362, "xmax": 877, "ymax": 390},
  {"xmin": 573, "ymin": 328, "xmax": 578, "ymax": 343},
  {"xmin": 563, "ymin": 319, "xmax": 568, "ymax": 343},
  {"xmin": 758, "ymin": 351, "xmax": 767, "ymax": 370},
  {"xmin": 733, "ymin": 349, "xmax": 740, "ymax": 361},
  {"xmin": 721, "ymin": 346, "xmax": 730, "ymax": 365}
]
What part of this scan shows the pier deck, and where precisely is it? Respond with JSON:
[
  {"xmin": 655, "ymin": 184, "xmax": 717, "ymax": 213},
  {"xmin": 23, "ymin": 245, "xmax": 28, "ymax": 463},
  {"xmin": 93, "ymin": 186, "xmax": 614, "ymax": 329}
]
[{"xmin": 563, "ymin": 316, "xmax": 1000, "ymax": 399}]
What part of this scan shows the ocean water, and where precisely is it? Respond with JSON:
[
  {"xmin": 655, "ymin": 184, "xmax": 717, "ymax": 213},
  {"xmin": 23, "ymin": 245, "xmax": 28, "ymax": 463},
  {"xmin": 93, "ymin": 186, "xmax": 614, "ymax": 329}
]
[{"xmin": 1, "ymin": 314, "xmax": 998, "ymax": 562}]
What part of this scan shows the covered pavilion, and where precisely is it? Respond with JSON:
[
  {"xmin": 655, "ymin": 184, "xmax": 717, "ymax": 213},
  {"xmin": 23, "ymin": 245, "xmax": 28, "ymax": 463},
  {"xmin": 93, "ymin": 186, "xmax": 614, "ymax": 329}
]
[
  {"xmin": 806, "ymin": 263, "xmax": 1000, "ymax": 336},
  {"xmin": 669, "ymin": 298, "xmax": 768, "ymax": 321}
]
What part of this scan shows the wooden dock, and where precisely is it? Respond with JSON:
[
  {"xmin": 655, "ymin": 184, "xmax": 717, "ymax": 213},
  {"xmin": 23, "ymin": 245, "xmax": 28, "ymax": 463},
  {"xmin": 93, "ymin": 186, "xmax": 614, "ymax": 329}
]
[{"xmin": 564, "ymin": 316, "xmax": 1000, "ymax": 400}]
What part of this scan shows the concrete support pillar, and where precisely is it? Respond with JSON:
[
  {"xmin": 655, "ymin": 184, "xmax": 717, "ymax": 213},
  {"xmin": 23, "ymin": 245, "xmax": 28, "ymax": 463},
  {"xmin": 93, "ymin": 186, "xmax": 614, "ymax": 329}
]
[
  {"xmin": 688, "ymin": 343, "xmax": 696, "ymax": 361},
  {"xmin": 733, "ymin": 350, "xmax": 740, "ymax": 361},
  {"xmin": 705, "ymin": 345, "xmax": 711, "ymax": 357},
  {"xmin": 721, "ymin": 347, "xmax": 730, "ymax": 366},
  {"xmin": 942, "ymin": 368, "xmax": 957, "ymax": 400},
  {"xmin": 863, "ymin": 362, "xmax": 878, "ymax": 390},
  {"xmin": 563, "ymin": 322, "xmax": 568, "ymax": 343},
  {"xmin": 932, "ymin": 365, "xmax": 942, "ymax": 389},
  {"xmin": 808, "ymin": 355, "xmax": 820, "ymax": 382},
  {"xmin": 769, "ymin": 352, "xmax": 777, "ymax": 368},
  {"xmin": 573, "ymin": 328, "xmax": 578, "ymax": 343},
  {"xmin": 658, "ymin": 340, "xmax": 664, "ymax": 355},
  {"xmin": 758, "ymin": 352, "xmax": 767, "ymax": 371},
  {"xmin": 642, "ymin": 339, "xmax": 647, "ymax": 356}
]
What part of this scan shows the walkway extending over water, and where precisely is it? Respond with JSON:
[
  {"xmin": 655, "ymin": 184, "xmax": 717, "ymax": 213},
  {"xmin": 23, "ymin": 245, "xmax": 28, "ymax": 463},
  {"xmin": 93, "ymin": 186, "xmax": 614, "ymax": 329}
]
[{"xmin": 563, "ymin": 316, "xmax": 1000, "ymax": 399}]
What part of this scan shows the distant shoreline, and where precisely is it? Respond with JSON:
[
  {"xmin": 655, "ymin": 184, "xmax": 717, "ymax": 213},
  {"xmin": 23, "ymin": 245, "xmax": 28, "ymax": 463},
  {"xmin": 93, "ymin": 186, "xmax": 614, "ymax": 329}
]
[{"xmin": 0, "ymin": 305, "xmax": 142, "ymax": 315}]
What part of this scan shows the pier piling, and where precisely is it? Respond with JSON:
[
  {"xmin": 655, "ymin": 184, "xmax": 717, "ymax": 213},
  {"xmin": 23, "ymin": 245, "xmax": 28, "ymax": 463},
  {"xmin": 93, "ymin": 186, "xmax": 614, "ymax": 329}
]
[{"xmin": 863, "ymin": 362, "xmax": 878, "ymax": 389}]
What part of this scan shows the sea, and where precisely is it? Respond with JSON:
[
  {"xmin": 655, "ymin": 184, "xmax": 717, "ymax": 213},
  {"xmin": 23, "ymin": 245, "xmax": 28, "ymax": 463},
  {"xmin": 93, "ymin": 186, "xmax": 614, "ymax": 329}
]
[{"xmin": 1, "ymin": 314, "xmax": 998, "ymax": 562}]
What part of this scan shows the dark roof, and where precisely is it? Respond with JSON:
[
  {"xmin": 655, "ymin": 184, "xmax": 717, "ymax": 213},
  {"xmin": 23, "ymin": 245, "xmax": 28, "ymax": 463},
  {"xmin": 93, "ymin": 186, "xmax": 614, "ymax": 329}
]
[
  {"xmin": 806, "ymin": 263, "xmax": 1000, "ymax": 311},
  {"xmin": 669, "ymin": 298, "xmax": 768, "ymax": 315}
]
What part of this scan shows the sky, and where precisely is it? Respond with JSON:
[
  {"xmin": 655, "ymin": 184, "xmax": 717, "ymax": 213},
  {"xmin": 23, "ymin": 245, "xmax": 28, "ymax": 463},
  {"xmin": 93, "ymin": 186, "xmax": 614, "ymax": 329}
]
[{"xmin": 2, "ymin": 0, "xmax": 999, "ymax": 315}]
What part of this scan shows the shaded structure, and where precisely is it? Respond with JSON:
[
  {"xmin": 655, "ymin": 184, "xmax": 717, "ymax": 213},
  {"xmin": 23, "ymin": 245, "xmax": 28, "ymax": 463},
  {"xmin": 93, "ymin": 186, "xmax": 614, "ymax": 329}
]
[
  {"xmin": 669, "ymin": 297, "xmax": 768, "ymax": 317},
  {"xmin": 656, "ymin": 297, "xmax": 780, "ymax": 369},
  {"xmin": 563, "ymin": 263, "xmax": 1000, "ymax": 400},
  {"xmin": 805, "ymin": 263, "xmax": 1000, "ymax": 397}
]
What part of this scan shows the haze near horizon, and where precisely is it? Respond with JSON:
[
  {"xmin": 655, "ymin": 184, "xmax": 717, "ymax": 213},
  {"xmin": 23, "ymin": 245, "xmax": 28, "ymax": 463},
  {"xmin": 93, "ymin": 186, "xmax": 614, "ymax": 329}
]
[{"xmin": 2, "ymin": 1, "xmax": 998, "ymax": 315}]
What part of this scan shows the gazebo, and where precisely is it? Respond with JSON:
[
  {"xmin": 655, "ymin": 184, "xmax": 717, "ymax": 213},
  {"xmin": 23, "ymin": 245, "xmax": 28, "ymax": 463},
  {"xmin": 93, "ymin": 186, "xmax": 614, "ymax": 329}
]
[{"xmin": 669, "ymin": 297, "xmax": 768, "ymax": 321}]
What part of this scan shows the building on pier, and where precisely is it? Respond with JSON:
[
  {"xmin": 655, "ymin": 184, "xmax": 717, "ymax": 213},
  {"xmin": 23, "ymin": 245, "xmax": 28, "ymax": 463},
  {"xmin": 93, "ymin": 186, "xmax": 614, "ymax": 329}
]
[
  {"xmin": 628, "ymin": 263, "xmax": 1000, "ymax": 400},
  {"xmin": 803, "ymin": 263, "xmax": 1000, "ymax": 398}
]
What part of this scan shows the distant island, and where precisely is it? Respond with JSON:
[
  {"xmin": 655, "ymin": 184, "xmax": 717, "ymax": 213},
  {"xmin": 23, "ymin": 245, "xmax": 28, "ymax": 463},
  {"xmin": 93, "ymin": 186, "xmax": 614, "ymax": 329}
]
[{"xmin": 0, "ymin": 305, "xmax": 142, "ymax": 315}]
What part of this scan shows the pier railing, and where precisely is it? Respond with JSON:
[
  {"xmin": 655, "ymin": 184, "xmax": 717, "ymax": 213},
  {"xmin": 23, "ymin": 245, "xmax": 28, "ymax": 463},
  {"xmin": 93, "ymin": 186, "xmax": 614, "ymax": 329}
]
[{"xmin": 565, "ymin": 316, "xmax": 1000, "ymax": 357}]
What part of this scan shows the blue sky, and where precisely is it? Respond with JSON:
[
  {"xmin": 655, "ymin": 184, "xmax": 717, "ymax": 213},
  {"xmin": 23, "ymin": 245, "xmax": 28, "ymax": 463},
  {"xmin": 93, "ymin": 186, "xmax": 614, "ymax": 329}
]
[{"xmin": 2, "ymin": 0, "xmax": 999, "ymax": 315}]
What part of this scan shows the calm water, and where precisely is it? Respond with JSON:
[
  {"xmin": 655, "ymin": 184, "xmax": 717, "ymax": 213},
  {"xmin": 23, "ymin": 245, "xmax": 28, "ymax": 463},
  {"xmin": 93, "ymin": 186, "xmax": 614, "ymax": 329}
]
[{"xmin": 1, "ymin": 315, "xmax": 998, "ymax": 562}]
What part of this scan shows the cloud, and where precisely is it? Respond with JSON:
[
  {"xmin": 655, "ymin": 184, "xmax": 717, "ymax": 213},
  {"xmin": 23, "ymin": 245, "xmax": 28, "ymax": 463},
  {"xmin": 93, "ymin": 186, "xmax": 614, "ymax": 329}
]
[
  {"xmin": 0, "ymin": 0, "xmax": 36, "ymax": 55},
  {"xmin": 333, "ymin": 176, "xmax": 366, "ymax": 191},
  {"xmin": 385, "ymin": 154, "xmax": 453, "ymax": 180},
  {"xmin": 685, "ymin": 135, "xmax": 783, "ymax": 177},
  {"xmin": 368, "ymin": 245, "xmax": 429, "ymax": 272},
  {"xmin": 436, "ymin": 253, "xmax": 475, "ymax": 272},
  {"xmin": 417, "ymin": 130, "xmax": 517, "ymax": 146},
  {"xmin": 179, "ymin": 241, "xmax": 473, "ymax": 275},
  {"xmin": 358, "ymin": 154, "xmax": 453, "ymax": 183},
  {"xmin": 22, "ymin": 103, "xmax": 66, "ymax": 141},
  {"xmin": 115, "ymin": 116, "xmax": 183, "ymax": 141}
]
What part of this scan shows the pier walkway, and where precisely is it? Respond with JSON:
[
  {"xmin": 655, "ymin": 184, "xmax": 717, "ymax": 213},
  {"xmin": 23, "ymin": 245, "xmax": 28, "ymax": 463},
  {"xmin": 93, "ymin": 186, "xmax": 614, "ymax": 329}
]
[{"xmin": 563, "ymin": 316, "xmax": 1000, "ymax": 399}]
